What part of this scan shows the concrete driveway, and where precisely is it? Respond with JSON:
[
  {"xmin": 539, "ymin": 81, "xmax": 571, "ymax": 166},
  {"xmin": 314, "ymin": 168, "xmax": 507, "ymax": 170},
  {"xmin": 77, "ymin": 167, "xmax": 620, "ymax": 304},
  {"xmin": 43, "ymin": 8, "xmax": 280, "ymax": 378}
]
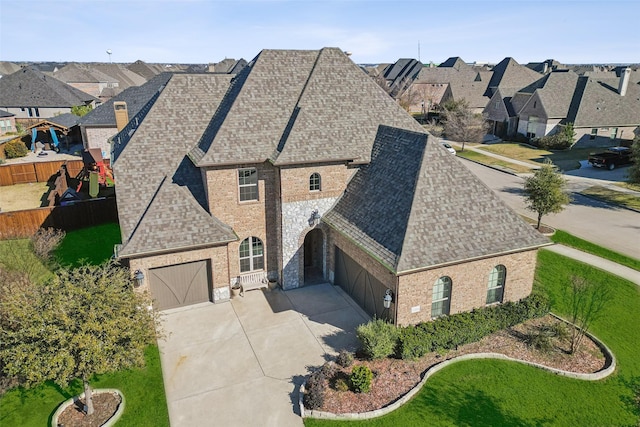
[{"xmin": 157, "ymin": 283, "xmax": 369, "ymax": 427}]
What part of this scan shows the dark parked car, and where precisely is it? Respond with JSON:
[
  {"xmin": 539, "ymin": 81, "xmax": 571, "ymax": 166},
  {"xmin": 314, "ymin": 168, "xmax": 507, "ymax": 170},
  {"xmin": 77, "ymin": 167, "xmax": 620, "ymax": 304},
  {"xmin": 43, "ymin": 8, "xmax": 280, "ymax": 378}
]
[{"xmin": 587, "ymin": 147, "xmax": 633, "ymax": 170}]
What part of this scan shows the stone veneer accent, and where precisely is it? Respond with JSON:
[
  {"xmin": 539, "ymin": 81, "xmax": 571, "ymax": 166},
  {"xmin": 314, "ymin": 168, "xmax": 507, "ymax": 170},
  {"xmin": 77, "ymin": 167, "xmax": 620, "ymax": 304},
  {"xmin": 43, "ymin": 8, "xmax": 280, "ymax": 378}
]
[
  {"xmin": 281, "ymin": 198, "xmax": 337, "ymax": 289},
  {"xmin": 128, "ymin": 245, "xmax": 230, "ymax": 303}
]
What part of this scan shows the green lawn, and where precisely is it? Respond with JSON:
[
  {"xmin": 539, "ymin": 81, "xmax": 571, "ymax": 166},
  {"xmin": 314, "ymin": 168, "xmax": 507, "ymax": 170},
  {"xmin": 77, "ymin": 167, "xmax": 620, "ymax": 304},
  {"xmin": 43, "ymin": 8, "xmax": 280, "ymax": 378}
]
[
  {"xmin": 55, "ymin": 222, "xmax": 121, "ymax": 267},
  {"xmin": 305, "ymin": 250, "xmax": 640, "ymax": 426},
  {"xmin": 477, "ymin": 143, "xmax": 598, "ymax": 171},
  {"xmin": 0, "ymin": 238, "xmax": 52, "ymax": 284},
  {"xmin": 580, "ymin": 185, "xmax": 640, "ymax": 211},
  {"xmin": 0, "ymin": 345, "xmax": 169, "ymax": 427},
  {"xmin": 551, "ymin": 230, "xmax": 640, "ymax": 271},
  {"xmin": 456, "ymin": 149, "xmax": 533, "ymax": 174},
  {"xmin": 0, "ymin": 223, "xmax": 168, "ymax": 426}
]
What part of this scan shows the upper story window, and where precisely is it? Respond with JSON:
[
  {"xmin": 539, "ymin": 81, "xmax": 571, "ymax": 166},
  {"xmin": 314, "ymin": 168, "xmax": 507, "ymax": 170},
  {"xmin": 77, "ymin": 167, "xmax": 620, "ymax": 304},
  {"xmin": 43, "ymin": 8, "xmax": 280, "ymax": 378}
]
[
  {"xmin": 309, "ymin": 172, "xmax": 321, "ymax": 191},
  {"xmin": 590, "ymin": 128, "xmax": 598, "ymax": 140},
  {"xmin": 610, "ymin": 128, "xmax": 618, "ymax": 140},
  {"xmin": 431, "ymin": 276, "xmax": 452, "ymax": 318},
  {"xmin": 238, "ymin": 168, "xmax": 258, "ymax": 202},
  {"xmin": 486, "ymin": 265, "xmax": 506, "ymax": 304},
  {"xmin": 239, "ymin": 236, "xmax": 264, "ymax": 273}
]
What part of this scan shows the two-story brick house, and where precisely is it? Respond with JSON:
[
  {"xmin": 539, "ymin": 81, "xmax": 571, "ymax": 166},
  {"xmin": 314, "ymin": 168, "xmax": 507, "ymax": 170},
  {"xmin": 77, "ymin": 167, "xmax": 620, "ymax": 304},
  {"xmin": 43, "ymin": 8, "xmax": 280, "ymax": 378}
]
[{"xmin": 113, "ymin": 48, "xmax": 550, "ymax": 326}]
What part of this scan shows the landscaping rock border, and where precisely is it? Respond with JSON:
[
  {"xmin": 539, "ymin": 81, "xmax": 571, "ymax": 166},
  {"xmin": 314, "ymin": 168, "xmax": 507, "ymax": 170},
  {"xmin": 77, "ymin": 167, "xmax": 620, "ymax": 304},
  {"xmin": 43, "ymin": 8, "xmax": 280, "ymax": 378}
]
[
  {"xmin": 51, "ymin": 388, "xmax": 125, "ymax": 427},
  {"xmin": 301, "ymin": 313, "xmax": 616, "ymax": 420}
]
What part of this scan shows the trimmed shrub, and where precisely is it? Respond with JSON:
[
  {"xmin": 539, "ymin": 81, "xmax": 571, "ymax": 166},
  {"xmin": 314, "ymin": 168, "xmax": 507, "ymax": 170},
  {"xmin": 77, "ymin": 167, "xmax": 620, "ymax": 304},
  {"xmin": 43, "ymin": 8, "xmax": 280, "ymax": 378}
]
[
  {"xmin": 396, "ymin": 293, "xmax": 550, "ymax": 359},
  {"xmin": 304, "ymin": 367, "xmax": 327, "ymax": 409},
  {"xmin": 336, "ymin": 349, "xmax": 354, "ymax": 368},
  {"xmin": 4, "ymin": 139, "xmax": 28, "ymax": 158},
  {"xmin": 356, "ymin": 318, "xmax": 398, "ymax": 359},
  {"xmin": 349, "ymin": 365, "xmax": 373, "ymax": 393}
]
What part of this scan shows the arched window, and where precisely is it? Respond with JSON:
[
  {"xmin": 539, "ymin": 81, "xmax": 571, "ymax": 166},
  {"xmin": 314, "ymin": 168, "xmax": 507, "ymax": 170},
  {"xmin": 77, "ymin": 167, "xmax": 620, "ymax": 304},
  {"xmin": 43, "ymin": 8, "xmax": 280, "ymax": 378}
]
[
  {"xmin": 431, "ymin": 276, "xmax": 452, "ymax": 318},
  {"xmin": 486, "ymin": 265, "xmax": 506, "ymax": 304},
  {"xmin": 309, "ymin": 172, "xmax": 321, "ymax": 191},
  {"xmin": 239, "ymin": 237, "xmax": 264, "ymax": 273}
]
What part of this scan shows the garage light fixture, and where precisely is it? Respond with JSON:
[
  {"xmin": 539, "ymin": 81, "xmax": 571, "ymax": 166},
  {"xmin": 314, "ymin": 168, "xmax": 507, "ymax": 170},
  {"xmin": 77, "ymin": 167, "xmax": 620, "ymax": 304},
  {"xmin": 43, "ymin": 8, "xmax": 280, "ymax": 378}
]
[
  {"xmin": 309, "ymin": 209, "xmax": 321, "ymax": 227},
  {"xmin": 383, "ymin": 289, "xmax": 393, "ymax": 309},
  {"xmin": 134, "ymin": 270, "xmax": 144, "ymax": 288}
]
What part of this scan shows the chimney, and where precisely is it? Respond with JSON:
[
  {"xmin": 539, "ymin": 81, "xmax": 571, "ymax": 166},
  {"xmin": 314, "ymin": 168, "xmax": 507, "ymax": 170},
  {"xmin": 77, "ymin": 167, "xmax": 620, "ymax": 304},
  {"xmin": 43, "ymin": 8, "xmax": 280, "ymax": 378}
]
[
  {"xmin": 618, "ymin": 67, "xmax": 631, "ymax": 96},
  {"xmin": 113, "ymin": 101, "xmax": 129, "ymax": 131}
]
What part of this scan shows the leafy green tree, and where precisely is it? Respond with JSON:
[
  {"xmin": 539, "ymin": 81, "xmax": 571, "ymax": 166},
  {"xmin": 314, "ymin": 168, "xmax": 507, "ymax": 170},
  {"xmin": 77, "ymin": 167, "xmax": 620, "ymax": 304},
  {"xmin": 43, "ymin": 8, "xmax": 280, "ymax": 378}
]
[
  {"xmin": 523, "ymin": 159, "xmax": 571, "ymax": 229},
  {"xmin": 0, "ymin": 261, "xmax": 160, "ymax": 415},
  {"xmin": 628, "ymin": 132, "xmax": 640, "ymax": 184},
  {"xmin": 71, "ymin": 104, "xmax": 93, "ymax": 117}
]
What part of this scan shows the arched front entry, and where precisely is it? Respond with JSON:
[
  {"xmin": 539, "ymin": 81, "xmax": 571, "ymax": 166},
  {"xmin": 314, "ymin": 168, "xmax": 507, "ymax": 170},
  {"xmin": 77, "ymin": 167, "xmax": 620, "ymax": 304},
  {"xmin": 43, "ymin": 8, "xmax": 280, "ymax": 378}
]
[{"xmin": 303, "ymin": 228, "xmax": 325, "ymax": 285}]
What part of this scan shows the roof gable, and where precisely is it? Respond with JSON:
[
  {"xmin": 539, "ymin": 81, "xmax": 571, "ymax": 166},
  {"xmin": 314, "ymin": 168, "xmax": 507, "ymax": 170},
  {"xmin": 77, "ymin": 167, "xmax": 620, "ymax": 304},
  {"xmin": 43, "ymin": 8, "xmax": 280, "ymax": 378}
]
[
  {"xmin": 567, "ymin": 76, "xmax": 640, "ymax": 127},
  {"xmin": 486, "ymin": 57, "xmax": 541, "ymax": 97}
]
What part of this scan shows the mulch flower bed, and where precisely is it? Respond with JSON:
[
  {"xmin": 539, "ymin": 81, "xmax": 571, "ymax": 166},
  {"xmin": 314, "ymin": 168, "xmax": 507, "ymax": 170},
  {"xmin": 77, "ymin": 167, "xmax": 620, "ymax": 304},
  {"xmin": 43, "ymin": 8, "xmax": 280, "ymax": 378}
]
[
  {"xmin": 57, "ymin": 391, "xmax": 121, "ymax": 427},
  {"xmin": 317, "ymin": 315, "xmax": 605, "ymax": 414}
]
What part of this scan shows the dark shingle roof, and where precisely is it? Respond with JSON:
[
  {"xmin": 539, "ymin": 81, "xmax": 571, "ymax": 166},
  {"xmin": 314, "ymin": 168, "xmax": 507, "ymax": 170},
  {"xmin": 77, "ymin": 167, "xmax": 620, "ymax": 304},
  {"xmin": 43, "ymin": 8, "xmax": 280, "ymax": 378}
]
[
  {"xmin": 0, "ymin": 109, "xmax": 14, "ymax": 118},
  {"xmin": 534, "ymin": 71, "xmax": 579, "ymax": 118},
  {"xmin": 80, "ymin": 72, "xmax": 172, "ymax": 126},
  {"xmin": 53, "ymin": 63, "xmax": 116, "ymax": 83},
  {"xmin": 566, "ymin": 75, "xmax": 640, "ymax": 127},
  {"xmin": 114, "ymin": 73, "xmax": 234, "ymax": 256},
  {"xmin": 190, "ymin": 48, "xmax": 424, "ymax": 167},
  {"xmin": 439, "ymin": 57, "xmax": 472, "ymax": 71},
  {"xmin": 0, "ymin": 67, "xmax": 98, "ymax": 108},
  {"xmin": 486, "ymin": 57, "xmax": 541, "ymax": 97},
  {"xmin": 48, "ymin": 113, "xmax": 80, "ymax": 128},
  {"xmin": 323, "ymin": 126, "xmax": 550, "ymax": 273}
]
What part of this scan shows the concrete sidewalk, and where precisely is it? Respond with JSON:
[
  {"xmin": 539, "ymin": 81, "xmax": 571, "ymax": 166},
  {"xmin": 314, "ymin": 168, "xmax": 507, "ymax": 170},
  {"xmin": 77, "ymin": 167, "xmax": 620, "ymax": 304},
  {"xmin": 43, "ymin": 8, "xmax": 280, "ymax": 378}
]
[
  {"xmin": 157, "ymin": 283, "xmax": 369, "ymax": 427},
  {"xmin": 545, "ymin": 244, "xmax": 640, "ymax": 286}
]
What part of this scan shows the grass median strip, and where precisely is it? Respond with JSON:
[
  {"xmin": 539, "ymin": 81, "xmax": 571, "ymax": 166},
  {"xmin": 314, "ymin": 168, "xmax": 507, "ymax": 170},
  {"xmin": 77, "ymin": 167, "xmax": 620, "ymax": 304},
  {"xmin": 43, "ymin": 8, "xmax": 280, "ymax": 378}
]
[
  {"xmin": 580, "ymin": 185, "xmax": 640, "ymax": 211},
  {"xmin": 456, "ymin": 149, "xmax": 533, "ymax": 174},
  {"xmin": 476, "ymin": 143, "xmax": 594, "ymax": 171},
  {"xmin": 551, "ymin": 230, "xmax": 640, "ymax": 271}
]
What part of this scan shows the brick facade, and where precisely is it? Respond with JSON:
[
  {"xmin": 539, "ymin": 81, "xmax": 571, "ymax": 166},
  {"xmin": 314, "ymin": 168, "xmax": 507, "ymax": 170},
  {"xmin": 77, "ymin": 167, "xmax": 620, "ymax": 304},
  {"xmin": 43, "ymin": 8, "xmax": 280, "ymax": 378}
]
[
  {"xmin": 128, "ymin": 245, "xmax": 230, "ymax": 302},
  {"xmin": 396, "ymin": 249, "xmax": 538, "ymax": 326}
]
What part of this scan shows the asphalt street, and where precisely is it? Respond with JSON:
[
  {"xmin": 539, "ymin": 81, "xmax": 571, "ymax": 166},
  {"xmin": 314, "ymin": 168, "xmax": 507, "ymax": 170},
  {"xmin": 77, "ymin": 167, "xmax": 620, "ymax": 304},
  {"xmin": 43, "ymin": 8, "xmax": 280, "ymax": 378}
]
[{"xmin": 458, "ymin": 158, "xmax": 640, "ymax": 259}]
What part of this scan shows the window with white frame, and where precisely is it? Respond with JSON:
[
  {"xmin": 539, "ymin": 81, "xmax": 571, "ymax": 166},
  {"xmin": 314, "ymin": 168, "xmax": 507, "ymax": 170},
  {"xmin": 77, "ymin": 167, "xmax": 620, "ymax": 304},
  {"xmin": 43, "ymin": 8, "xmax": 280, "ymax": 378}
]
[
  {"xmin": 239, "ymin": 237, "xmax": 264, "ymax": 273},
  {"xmin": 590, "ymin": 128, "xmax": 598, "ymax": 140},
  {"xmin": 309, "ymin": 172, "xmax": 321, "ymax": 191},
  {"xmin": 238, "ymin": 168, "xmax": 258, "ymax": 201},
  {"xmin": 610, "ymin": 128, "xmax": 618, "ymax": 140},
  {"xmin": 431, "ymin": 276, "xmax": 452, "ymax": 318},
  {"xmin": 486, "ymin": 265, "xmax": 506, "ymax": 304}
]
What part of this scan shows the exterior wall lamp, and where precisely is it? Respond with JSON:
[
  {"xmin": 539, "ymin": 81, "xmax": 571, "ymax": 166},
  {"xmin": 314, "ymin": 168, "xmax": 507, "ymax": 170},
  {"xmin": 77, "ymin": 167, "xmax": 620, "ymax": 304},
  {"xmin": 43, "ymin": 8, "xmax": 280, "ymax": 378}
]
[
  {"xmin": 383, "ymin": 289, "xmax": 393, "ymax": 309},
  {"xmin": 133, "ymin": 269, "xmax": 145, "ymax": 288},
  {"xmin": 309, "ymin": 209, "xmax": 321, "ymax": 227}
]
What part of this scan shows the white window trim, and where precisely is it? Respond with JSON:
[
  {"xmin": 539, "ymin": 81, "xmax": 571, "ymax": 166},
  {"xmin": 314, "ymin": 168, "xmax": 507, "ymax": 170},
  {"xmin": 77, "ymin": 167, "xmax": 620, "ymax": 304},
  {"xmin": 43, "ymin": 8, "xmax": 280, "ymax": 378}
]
[
  {"xmin": 238, "ymin": 167, "xmax": 258, "ymax": 202},
  {"xmin": 239, "ymin": 236, "xmax": 264, "ymax": 273},
  {"xmin": 431, "ymin": 276, "xmax": 452, "ymax": 318}
]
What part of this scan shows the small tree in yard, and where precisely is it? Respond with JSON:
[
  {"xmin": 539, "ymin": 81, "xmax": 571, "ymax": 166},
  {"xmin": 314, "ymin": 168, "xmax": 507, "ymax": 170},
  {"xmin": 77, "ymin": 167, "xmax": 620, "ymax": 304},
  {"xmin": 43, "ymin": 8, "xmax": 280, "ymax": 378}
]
[
  {"xmin": 439, "ymin": 99, "xmax": 488, "ymax": 151},
  {"xmin": 0, "ymin": 261, "xmax": 160, "ymax": 416},
  {"xmin": 566, "ymin": 276, "xmax": 611, "ymax": 354},
  {"xmin": 523, "ymin": 159, "xmax": 571, "ymax": 229}
]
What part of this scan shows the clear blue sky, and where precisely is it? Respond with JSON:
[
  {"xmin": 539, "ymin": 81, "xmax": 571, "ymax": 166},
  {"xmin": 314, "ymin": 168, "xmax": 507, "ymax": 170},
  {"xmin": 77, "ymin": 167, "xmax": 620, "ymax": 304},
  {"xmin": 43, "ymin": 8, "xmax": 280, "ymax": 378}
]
[{"xmin": 0, "ymin": 0, "xmax": 638, "ymax": 65}]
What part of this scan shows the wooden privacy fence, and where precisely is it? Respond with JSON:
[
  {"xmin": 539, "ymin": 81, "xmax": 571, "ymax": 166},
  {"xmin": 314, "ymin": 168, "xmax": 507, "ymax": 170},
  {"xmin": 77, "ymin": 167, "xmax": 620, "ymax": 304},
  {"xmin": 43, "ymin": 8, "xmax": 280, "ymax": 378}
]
[
  {"xmin": 0, "ymin": 159, "xmax": 98, "ymax": 186},
  {"xmin": 0, "ymin": 197, "xmax": 118, "ymax": 239}
]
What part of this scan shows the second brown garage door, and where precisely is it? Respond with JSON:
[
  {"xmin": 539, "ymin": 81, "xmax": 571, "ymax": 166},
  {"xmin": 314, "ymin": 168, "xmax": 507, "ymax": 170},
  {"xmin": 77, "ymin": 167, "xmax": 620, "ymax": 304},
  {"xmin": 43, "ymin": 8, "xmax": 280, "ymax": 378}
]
[
  {"xmin": 334, "ymin": 248, "xmax": 389, "ymax": 320},
  {"xmin": 148, "ymin": 260, "xmax": 212, "ymax": 310}
]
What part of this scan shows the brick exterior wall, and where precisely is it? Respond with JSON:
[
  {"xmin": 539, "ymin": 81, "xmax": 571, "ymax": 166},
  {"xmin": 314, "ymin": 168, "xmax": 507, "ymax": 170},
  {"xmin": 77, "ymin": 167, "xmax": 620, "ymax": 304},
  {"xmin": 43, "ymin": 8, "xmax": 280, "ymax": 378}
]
[
  {"xmin": 83, "ymin": 126, "xmax": 117, "ymax": 159},
  {"xmin": 203, "ymin": 163, "xmax": 280, "ymax": 283},
  {"xmin": 128, "ymin": 245, "xmax": 230, "ymax": 302},
  {"xmin": 396, "ymin": 249, "xmax": 538, "ymax": 326}
]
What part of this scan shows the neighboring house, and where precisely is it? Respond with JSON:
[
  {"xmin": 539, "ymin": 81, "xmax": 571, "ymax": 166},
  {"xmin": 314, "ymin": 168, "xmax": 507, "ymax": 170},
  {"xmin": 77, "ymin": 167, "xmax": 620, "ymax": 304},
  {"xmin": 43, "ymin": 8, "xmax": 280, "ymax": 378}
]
[
  {"xmin": 486, "ymin": 70, "xmax": 579, "ymax": 138},
  {"xmin": 126, "ymin": 60, "xmax": 191, "ymax": 80},
  {"xmin": 489, "ymin": 67, "xmax": 640, "ymax": 145},
  {"xmin": 0, "ymin": 109, "xmax": 16, "ymax": 136},
  {"xmin": 484, "ymin": 57, "xmax": 541, "ymax": 98},
  {"xmin": 0, "ymin": 67, "xmax": 98, "ymax": 122},
  {"xmin": 113, "ymin": 48, "xmax": 549, "ymax": 326},
  {"xmin": 52, "ymin": 63, "xmax": 120, "ymax": 100},
  {"xmin": 402, "ymin": 57, "xmax": 492, "ymax": 114},
  {"xmin": 208, "ymin": 58, "xmax": 248, "ymax": 73},
  {"xmin": 79, "ymin": 72, "xmax": 172, "ymax": 158}
]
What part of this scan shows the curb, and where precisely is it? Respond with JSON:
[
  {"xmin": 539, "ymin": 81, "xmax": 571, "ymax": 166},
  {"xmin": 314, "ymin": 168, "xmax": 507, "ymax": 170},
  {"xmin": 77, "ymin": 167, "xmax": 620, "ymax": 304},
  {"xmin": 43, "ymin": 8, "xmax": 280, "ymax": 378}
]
[
  {"xmin": 301, "ymin": 314, "xmax": 615, "ymax": 420},
  {"xmin": 577, "ymin": 192, "xmax": 640, "ymax": 214},
  {"xmin": 51, "ymin": 388, "xmax": 125, "ymax": 427}
]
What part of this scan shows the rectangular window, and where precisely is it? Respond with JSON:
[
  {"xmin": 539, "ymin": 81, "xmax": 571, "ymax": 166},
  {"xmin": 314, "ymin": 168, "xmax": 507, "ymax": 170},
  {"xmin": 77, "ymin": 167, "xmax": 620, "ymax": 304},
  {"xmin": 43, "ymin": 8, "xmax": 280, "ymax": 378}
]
[
  {"xmin": 0, "ymin": 120, "xmax": 6, "ymax": 132},
  {"xmin": 610, "ymin": 128, "xmax": 618, "ymax": 140},
  {"xmin": 590, "ymin": 128, "xmax": 598, "ymax": 140},
  {"xmin": 238, "ymin": 168, "xmax": 258, "ymax": 202}
]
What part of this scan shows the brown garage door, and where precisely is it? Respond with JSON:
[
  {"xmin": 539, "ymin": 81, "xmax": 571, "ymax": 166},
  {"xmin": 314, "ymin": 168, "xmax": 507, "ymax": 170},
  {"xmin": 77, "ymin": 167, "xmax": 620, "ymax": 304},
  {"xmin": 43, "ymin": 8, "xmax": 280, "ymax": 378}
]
[
  {"xmin": 148, "ymin": 260, "xmax": 212, "ymax": 310},
  {"xmin": 334, "ymin": 248, "xmax": 389, "ymax": 320}
]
